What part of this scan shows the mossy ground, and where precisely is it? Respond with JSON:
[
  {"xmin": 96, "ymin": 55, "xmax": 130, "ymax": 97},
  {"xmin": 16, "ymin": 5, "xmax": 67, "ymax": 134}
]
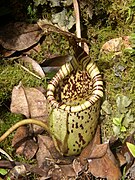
[
  {"xmin": 0, "ymin": 59, "xmax": 46, "ymax": 162},
  {"xmin": 0, "ymin": 32, "xmax": 72, "ymax": 162},
  {"xmin": 99, "ymin": 51, "xmax": 135, "ymax": 141},
  {"xmin": 87, "ymin": 31, "xmax": 135, "ymax": 142},
  {"xmin": 0, "ymin": 58, "xmax": 47, "ymax": 105}
]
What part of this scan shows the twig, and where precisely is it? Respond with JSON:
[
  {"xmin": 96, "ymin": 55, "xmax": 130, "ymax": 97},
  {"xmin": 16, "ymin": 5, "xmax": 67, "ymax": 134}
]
[
  {"xmin": 19, "ymin": 64, "xmax": 42, "ymax": 80},
  {"xmin": 0, "ymin": 148, "xmax": 13, "ymax": 161},
  {"xmin": 73, "ymin": 0, "xmax": 81, "ymax": 39},
  {"xmin": 73, "ymin": 0, "xmax": 89, "ymax": 54}
]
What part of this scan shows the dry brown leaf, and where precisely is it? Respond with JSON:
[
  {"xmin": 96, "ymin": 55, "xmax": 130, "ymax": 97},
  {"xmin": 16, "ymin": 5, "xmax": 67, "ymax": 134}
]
[
  {"xmin": 120, "ymin": 132, "xmax": 135, "ymax": 173},
  {"xmin": 37, "ymin": 135, "xmax": 75, "ymax": 179},
  {"xmin": 78, "ymin": 125, "xmax": 101, "ymax": 165},
  {"xmin": 7, "ymin": 164, "xmax": 27, "ymax": 179},
  {"xmin": 12, "ymin": 126, "xmax": 29, "ymax": 148},
  {"xmin": 10, "ymin": 82, "xmax": 47, "ymax": 118},
  {"xmin": 0, "ymin": 22, "xmax": 42, "ymax": 51},
  {"xmin": 125, "ymin": 160, "xmax": 135, "ymax": 179},
  {"xmin": 41, "ymin": 55, "xmax": 72, "ymax": 67},
  {"xmin": 0, "ymin": 160, "xmax": 48, "ymax": 177},
  {"xmin": 48, "ymin": 167, "xmax": 68, "ymax": 180},
  {"xmin": 20, "ymin": 56, "xmax": 45, "ymax": 78},
  {"xmin": 59, "ymin": 164, "xmax": 76, "ymax": 178},
  {"xmin": 72, "ymin": 158, "xmax": 83, "ymax": 176},
  {"xmin": 36, "ymin": 135, "xmax": 63, "ymax": 168},
  {"xmin": 77, "ymin": 126, "xmax": 121, "ymax": 179},
  {"xmin": 10, "ymin": 82, "xmax": 48, "ymax": 132},
  {"xmin": 100, "ymin": 36, "xmax": 131, "ymax": 54},
  {"xmin": 22, "ymin": 88, "xmax": 47, "ymax": 119},
  {"xmin": 24, "ymin": 87, "xmax": 48, "ymax": 132},
  {"xmin": 89, "ymin": 143, "xmax": 108, "ymax": 159},
  {"xmin": 0, "ymin": 48, "xmax": 15, "ymax": 57},
  {"xmin": 10, "ymin": 82, "xmax": 30, "ymax": 117},
  {"xmin": 16, "ymin": 142, "xmax": 27, "ymax": 156},
  {"xmin": 41, "ymin": 55, "xmax": 73, "ymax": 74},
  {"xmin": 15, "ymin": 140, "xmax": 38, "ymax": 160},
  {"xmin": 47, "ymin": 163, "xmax": 75, "ymax": 180},
  {"xmin": 116, "ymin": 152, "xmax": 126, "ymax": 167},
  {"xmin": 23, "ymin": 139, "xmax": 38, "ymax": 160},
  {"xmin": 88, "ymin": 143, "xmax": 121, "ymax": 180},
  {"xmin": 11, "ymin": 126, "xmax": 38, "ymax": 159}
]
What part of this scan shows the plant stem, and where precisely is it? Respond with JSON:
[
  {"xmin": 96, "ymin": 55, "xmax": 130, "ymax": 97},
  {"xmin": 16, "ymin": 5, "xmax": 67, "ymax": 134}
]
[{"xmin": 0, "ymin": 119, "xmax": 50, "ymax": 143}]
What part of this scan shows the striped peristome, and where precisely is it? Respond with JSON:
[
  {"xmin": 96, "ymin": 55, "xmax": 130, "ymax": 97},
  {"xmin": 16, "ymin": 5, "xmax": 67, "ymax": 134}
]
[
  {"xmin": 46, "ymin": 45, "xmax": 103, "ymax": 156},
  {"xmin": 47, "ymin": 50, "xmax": 103, "ymax": 112}
]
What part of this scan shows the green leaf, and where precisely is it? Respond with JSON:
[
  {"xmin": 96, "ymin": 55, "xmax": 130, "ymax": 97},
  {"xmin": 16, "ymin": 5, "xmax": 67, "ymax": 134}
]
[
  {"xmin": 126, "ymin": 8, "xmax": 131, "ymax": 22},
  {"xmin": 116, "ymin": 95, "xmax": 132, "ymax": 113},
  {"xmin": 113, "ymin": 114, "xmax": 124, "ymax": 126},
  {"xmin": 126, "ymin": 142, "xmax": 135, "ymax": 157},
  {"xmin": 52, "ymin": 9, "xmax": 75, "ymax": 30},
  {"xmin": 120, "ymin": 126, "xmax": 126, "ymax": 132},
  {"xmin": 0, "ymin": 168, "xmax": 8, "ymax": 175},
  {"xmin": 101, "ymin": 100, "xmax": 112, "ymax": 115},
  {"xmin": 123, "ymin": 109, "xmax": 134, "ymax": 127},
  {"xmin": 130, "ymin": 2, "xmax": 135, "ymax": 7},
  {"xmin": 113, "ymin": 117, "xmax": 121, "ymax": 126},
  {"xmin": 113, "ymin": 124, "xmax": 120, "ymax": 135}
]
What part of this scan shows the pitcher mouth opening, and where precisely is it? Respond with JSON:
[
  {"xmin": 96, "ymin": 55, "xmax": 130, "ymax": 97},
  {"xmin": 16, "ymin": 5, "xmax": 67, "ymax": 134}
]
[{"xmin": 47, "ymin": 61, "xmax": 103, "ymax": 113}]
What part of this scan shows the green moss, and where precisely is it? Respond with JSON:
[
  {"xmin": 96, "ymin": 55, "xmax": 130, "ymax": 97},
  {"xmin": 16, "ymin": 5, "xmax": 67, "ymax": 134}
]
[
  {"xmin": 80, "ymin": 0, "xmax": 135, "ymax": 143},
  {"xmin": 0, "ymin": 107, "xmax": 38, "ymax": 167},
  {"xmin": 0, "ymin": 59, "xmax": 46, "ymax": 105},
  {"xmin": 0, "ymin": 107, "xmax": 23, "ymax": 157},
  {"xmin": 98, "ymin": 51, "xmax": 135, "ymax": 141},
  {"xmin": 0, "ymin": 110, "xmax": 23, "ymax": 136}
]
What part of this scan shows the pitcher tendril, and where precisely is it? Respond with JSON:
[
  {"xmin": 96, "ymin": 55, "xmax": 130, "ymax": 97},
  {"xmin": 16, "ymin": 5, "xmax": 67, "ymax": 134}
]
[{"xmin": 0, "ymin": 119, "xmax": 50, "ymax": 143}]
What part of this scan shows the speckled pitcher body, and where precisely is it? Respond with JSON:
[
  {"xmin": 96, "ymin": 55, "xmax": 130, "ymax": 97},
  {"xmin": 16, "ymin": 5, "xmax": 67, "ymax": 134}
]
[{"xmin": 47, "ymin": 47, "xmax": 103, "ymax": 156}]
